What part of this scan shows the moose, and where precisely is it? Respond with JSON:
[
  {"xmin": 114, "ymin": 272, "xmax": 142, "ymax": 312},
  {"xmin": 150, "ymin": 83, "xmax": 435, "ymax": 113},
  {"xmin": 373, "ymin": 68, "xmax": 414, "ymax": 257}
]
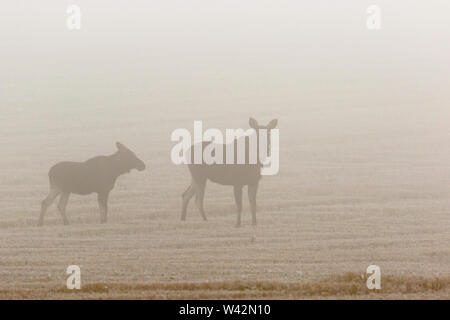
[
  {"xmin": 181, "ymin": 118, "xmax": 278, "ymax": 227},
  {"xmin": 38, "ymin": 142, "xmax": 145, "ymax": 226}
]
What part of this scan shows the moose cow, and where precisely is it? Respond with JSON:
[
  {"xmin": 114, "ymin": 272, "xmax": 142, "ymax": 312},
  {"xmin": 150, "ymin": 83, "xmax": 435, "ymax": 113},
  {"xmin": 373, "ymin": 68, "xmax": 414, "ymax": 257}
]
[
  {"xmin": 181, "ymin": 118, "xmax": 278, "ymax": 227},
  {"xmin": 38, "ymin": 142, "xmax": 145, "ymax": 226}
]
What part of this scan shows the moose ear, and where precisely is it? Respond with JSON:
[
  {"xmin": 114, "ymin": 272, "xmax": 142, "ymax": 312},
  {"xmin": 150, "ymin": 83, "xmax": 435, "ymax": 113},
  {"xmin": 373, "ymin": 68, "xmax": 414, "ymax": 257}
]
[
  {"xmin": 267, "ymin": 119, "xmax": 278, "ymax": 129},
  {"xmin": 249, "ymin": 118, "xmax": 258, "ymax": 129},
  {"xmin": 116, "ymin": 142, "xmax": 125, "ymax": 151}
]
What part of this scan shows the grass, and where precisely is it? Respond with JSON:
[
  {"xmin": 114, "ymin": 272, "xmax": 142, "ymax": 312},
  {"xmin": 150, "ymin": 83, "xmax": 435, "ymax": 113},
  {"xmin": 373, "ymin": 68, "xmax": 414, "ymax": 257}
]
[{"xmin": 1, "ymin": 273, "xmax": 447, "ymax": 299}]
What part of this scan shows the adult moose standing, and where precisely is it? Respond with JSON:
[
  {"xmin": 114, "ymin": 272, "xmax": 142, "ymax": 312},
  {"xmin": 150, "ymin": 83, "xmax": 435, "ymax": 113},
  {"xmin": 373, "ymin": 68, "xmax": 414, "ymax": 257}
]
[
  {"xmin": 38, "ymin": 142, "xmax": 145, "ymax": 226},
  {"xmin": 181, "ymin": 118, "xmax": 278, "ymax": 227}
]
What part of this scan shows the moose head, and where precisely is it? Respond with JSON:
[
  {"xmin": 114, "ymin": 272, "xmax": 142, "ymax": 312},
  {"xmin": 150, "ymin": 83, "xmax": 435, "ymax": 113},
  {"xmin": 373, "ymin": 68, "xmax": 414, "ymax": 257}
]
[
  {"xmin": 248, "ymin": 117, "xmax": 278, "ymax": 163},
  {"xmin": 115, "ymin": 142, "xmax": 146, "ymax": 173}
]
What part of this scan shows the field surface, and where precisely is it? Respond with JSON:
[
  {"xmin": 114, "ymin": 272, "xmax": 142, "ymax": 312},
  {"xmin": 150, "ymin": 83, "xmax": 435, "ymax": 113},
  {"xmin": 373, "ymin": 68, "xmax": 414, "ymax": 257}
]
[
  {"xmin": 0, "ymin": 1, "xmax": 449, "ymax": 299},
  {"xmin": 0, "ymin": 102, "xmax": 449, "ymax": 299}
]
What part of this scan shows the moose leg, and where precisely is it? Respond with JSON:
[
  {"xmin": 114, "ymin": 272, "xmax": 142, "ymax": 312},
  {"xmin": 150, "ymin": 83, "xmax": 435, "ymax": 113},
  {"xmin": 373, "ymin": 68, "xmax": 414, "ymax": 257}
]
[
  {"xmin": 233, "ymin": 185, "xmax": 243, "ymax": 227},
  {"xmin": 181, "ymin": 183, "xmax": 195, "ymax": 221},
  {"xmin": 38, "ymin": 187, "xmax": 60, "ymax": 226},
  {"xmin": 194, "ymin": 180, "xmax": 207, "ymax": 221},
  {"xmin": 97, "ymin": 191, "xmax": 109, "ymax": 223},
  {"xmin": 57, "ymin": 192, "xmax": 70, "ymax": 225},
  {"xmin": 248, "ymin": 182, "xmax": 259, "ymax": 226}
]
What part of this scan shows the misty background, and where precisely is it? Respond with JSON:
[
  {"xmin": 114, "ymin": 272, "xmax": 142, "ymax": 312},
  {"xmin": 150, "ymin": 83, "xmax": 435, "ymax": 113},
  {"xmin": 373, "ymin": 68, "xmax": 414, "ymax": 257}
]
[
  {"xmin": 1, "ymin": 0, "xmax": 449, "ymax": 198},
  {"xmin": 0, "ymin": 1, "xmax": 449, "ymax": 298}
]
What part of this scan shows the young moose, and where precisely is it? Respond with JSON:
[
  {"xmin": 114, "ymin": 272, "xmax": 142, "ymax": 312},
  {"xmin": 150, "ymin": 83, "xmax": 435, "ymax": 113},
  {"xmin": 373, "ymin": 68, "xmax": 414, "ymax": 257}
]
[
  {"xmin": 39, "ymin": 142, "xmax": 145, "ymax": 226},
  {"xmin": 181, "ymin": 118, "xmax": 278, "ymax": 227}
]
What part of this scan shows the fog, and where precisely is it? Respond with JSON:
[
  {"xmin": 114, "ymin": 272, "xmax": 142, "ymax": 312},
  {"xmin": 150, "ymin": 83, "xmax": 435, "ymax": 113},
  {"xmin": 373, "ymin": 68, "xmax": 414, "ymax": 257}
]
[
  {"xmin": 1, "ymin": 1, "xmax": 449, "ymax": 175},
  {"xmin": 0, "ymin": 1, "xmax": 449, "ymax": 299},
  {"xmin": 2, "ymin": 1, "xmax": 449, "ymax": 109}
]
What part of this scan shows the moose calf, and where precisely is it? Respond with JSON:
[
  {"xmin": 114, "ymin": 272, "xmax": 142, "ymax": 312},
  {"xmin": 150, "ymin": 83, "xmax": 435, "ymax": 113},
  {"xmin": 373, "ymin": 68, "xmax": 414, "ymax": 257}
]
[{"xmin": 39, "ymin": 142, "xmax": 145, "ymax": 226}]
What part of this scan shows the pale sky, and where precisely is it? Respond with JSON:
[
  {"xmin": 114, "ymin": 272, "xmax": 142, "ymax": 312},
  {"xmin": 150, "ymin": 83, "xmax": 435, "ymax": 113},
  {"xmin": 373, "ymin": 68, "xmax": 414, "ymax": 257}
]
[{"xmin": 1, "ymin": 1, "xmax": 449, "ymax": 116}]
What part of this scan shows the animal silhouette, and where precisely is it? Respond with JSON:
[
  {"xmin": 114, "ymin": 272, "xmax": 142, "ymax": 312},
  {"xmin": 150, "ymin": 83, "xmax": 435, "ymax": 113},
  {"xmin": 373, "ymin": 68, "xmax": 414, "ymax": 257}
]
[
  {"xmin": 38, "ymin": 142, "xmax": 145, "ymax": 226},
  {"xmin": 181, "ymin": 118, "xmax": 277, "ymax": 227}
]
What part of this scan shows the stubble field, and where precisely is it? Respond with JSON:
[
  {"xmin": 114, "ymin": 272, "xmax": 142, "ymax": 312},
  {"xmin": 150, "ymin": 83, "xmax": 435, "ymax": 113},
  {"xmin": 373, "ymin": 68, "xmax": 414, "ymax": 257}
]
[{"xmin": 0, "ymin": 101, "xmax": 448, "ymax": 299}]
